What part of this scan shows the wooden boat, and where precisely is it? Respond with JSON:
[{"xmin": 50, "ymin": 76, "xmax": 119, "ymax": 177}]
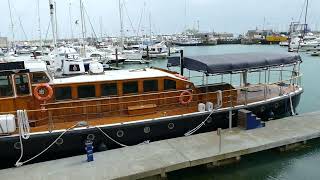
[{"xmin": 0, "ymin": 52, "xmax": 303, "ymax": 168}]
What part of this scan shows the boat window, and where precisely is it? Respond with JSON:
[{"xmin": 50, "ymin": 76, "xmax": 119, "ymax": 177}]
[
  {"xmin": 0, "ymin": 75, "xmax": 13, "ymax": 98},
  {"xmin": 123, "ymin": 81, "xmax": 138, "ymax": 94},
  {"xmin": 55, "ymin": 87, "xmax": 72, "ymax": 100},
  {"xmin": 78, "ymin": 85, "xmax": 96, "ymax": 98},
  {"xmin": 101, "ymin": 83, "xmax": 118, "ymax": 96},
  {"xmin": 15, "ymin": 74, "xmax": 30, "ymax": 96},
  {"xmin": 31, "ymin": 72, "xmax": 50, "ymax": 83},
  {"xmin": 143, "ymin": 80, "xmax": 158, "ymax": 92},
  {"xmin": 164, "ymin": 79, "xmax": 176, "ymax": 90}
]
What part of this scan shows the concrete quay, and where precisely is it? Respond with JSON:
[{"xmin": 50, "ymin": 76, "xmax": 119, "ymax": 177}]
[{"xmin": 1, "ymin": 111, "xmax": 320, "ymax": 180}]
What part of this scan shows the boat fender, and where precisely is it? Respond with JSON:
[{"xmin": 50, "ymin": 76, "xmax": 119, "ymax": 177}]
[
  {"xmin": 198, "ymin": 103, "xmax": 206, "ymax": 112},
  {"xmin": 0, "ymin": 114, "xmax": 16, "ymax": 134},
  {"xmin": 205, "ymin": 102, "xmax": 214, "ymax": 111},
  {"xmin": 34, "ymin": 83, "xmax": 53, "ymax": 101}
]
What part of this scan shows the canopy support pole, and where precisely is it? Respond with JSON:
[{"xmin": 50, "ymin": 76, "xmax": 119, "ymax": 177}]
[
  {"xmin": 229, "ymin": 73, "xmax": 233, "ymax": 130},
  {"xmin": 180, "ymin": 50, "xmax": 184, "ymax": 76}
]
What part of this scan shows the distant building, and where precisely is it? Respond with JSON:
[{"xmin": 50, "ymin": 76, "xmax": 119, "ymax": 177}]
[{"xmin": 0, "ymin": 37, "xmax": 8, "ymax": 48}]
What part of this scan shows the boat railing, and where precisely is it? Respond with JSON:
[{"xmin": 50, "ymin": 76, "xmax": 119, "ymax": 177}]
[{"xmin": 0, "ymin": 74, "xmax": 302, "ymax": 132}]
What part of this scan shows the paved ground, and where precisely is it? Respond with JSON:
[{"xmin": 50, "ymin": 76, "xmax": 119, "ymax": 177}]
[{"xmin": 1, "ymin": 111, "xmax": 320, "ymax": 180}]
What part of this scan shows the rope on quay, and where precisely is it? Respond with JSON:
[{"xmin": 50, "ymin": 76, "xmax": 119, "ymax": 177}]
[{"xmin": 289, "ymin": 93, "xmax": 296, "ymax": 116}]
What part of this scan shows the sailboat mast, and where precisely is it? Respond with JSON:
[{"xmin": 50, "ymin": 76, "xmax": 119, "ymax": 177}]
[
  {"xmin": 99, "ymin": 16, "xmax": 103, "ymax": 41},
  {"xmin": 118, "ymin": 0, "xmax": 124, "ymax": 47},
  {"xmin": 149, "ymin": 13, "xmax": 152, "ymax": 43},
  {"xmin": 7, "ymin": 0, "xmax": 15, "ymax": 49},
  {"xmin": 49, "ymin": 0, "xmax": 56, "ymax": 47},
  {"xmin": 69, "ymin": 1, "xmax": 74, "ymax": 41},
  {"xmin": 303, "ymin": 0, "xmax": 309, "ymax": 36},
  {"xmin": 37, "ymin": 0, "xmax": 43, "ymax": 51},
  {"xmin": 54, "ymin": 1, "xmax": 59, "ymax": 41},
  {"xmin": 80, "ymin": 0, "xmax": 86, "ymax": 54}
]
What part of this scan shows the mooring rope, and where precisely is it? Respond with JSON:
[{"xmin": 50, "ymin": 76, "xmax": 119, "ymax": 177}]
[
  {"xmin": 184, "ymin": 90, "xmax": 223, "ymax": 136},
  {"xmin": 15, "ymin": 119, "xmax": 79, "ymax": 167}
]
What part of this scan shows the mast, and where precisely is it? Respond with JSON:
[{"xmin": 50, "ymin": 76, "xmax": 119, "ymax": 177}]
[
  {"xmin": 303, "ymin": 0, "xmax": 309, "ymax": 36},
  {"xmin": 49, "ymin": 0, "xmax": 56, "ymax": 47},
  {"xmin": 69, "ymin": 1, "xmax": 74, "ymax": 41},
  {"xmin": 118, "ymin": 0, "xmax": 124, "ymax": 47},
  {"xmin": 184, "ymin": 0, "xmax": 187, "ymax": 32},
  {"xmin": 80, "ymin": 0, "xmax": 86, "ymax": 56},
  {"xmin": 99, "ymin": 16, "xmax": 103, "ymax": 41},
  {"xmin": 7, "ymin": 0, "xmax": 15, "ymax": 50},
  {"xmin": 149, "ymin": 12, "xmax": 152, "ymax": 43},
  {"xmin": 54, "ymin": 1, "xmax": 59, "ymax": 41},
  {"xmin": 37, "ymin": 0, "xmax": 43, "ymax": 52}
]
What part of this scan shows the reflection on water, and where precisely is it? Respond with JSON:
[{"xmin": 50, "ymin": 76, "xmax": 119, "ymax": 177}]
[{"xmin": 120, "ymin": 45, "xmax": 320, "ymax": 180}]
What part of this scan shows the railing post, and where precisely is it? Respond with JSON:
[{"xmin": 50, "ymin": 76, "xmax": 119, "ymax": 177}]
[
  {"xmin": 48, "ymin": 110, "xmax": 53, "ymax": 132},
  {"xmin": 115, "ymin": 48, "xmax": 119, "ymax": 67}
]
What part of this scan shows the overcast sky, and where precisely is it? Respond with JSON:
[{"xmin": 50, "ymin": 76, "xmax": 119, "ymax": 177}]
[{"xmin": 0, "ymin": 0, "xmax": 319, "ymax": 40}]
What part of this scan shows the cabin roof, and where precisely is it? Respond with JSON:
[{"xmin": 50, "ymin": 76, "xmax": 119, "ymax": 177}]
[
  {"xmin": 168, "ymin": 52, "xmax": 301, "ymax": 74},
  {"xmin": 52, "ymin": 68, "xmax": 180, "ymax": 85}
]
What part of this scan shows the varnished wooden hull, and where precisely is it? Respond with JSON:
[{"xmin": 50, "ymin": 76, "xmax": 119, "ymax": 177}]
[{"xmin": 0, "ymin": 91, "xmax": 302, "ymax": 169}]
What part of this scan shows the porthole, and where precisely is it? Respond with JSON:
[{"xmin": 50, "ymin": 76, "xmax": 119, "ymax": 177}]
[
  {"xmin": 117, "ymin": 130, "xmax": 124, "ymax": 138},
  {"xmin": 87, "ymin": 134, "xmax": 95, "ymax": 141},
  {"xmin": 56, "ymin": 138, "xmax": 64, "ymax": 145},
  {"xmin": 14, "ymin": 142, "xmax": 21, "ymax": 150},
  {"xmin": 261, "ymin": 106, "xmax": 266, "ymax": 112},
  {"xmin": 144, "ymin": 127, "xmax": 150, "ymax": 134},
  {"xmin": 274, "ymin": 103, "xmax": 280, "ymax": 109},
  {"xmin": 206, "ymin": 117, "xmax": 213, "ymax": 124},
  {"xmin": 168, "ymin": 123, "xmax": 175, "ymax": 130}
]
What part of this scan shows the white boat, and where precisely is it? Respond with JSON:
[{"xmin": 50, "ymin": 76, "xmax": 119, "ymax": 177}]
[
  {"xmin": 310, "ymin": 51, "xmax": 320, "ymax": 56},
  {"xmin": 279, "ymin": 41, "xmax": 289, "ymax": 47},
  {"xmin": 143, "ymin": 42, "xmax": 168, "ymax": 59}
]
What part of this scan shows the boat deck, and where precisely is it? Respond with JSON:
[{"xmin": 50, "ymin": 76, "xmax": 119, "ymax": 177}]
[
  {"xmin": 1, "ymin": 111, "xmax": 319, "ymax": 180},
  {"xmin": 29, "ymin": 84, "xmax": 296, "ymax": 133}
]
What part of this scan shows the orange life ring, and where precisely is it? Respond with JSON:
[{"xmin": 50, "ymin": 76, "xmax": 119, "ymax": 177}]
[
  {"xmin": 34, "ymin": 83, "xmax": 53, "ymax": 101},
  {"xmin": 174, "ymin": 74, "xmax": 188, "ymax": 80},
  {"xmin": 179, "ymin": 90, "xmax": 193, "ymax": 105}
]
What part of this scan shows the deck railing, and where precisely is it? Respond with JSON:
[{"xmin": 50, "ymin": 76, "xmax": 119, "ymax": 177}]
[{"xmin": 0, "ymin": 74, "xmax": 302, "ymax": 132}]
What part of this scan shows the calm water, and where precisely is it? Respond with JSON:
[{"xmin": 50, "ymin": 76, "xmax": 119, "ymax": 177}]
[{"xmin": 123, "ymin": 45, "xmax": 320, "ymax": 180}]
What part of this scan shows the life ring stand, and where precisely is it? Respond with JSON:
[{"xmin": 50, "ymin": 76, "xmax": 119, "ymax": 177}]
[
  {"xmin": 34, "ymin": 83, "xmax": 53, "ymax": 101},
  {"xmin": 179, "ymin": 90, "xmax": 193, "ymax": 105}
]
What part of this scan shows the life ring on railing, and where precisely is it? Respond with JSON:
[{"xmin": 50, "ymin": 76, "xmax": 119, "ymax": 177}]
[
  {"xmin": 179, "ymin": 90, "xmax": 193, "ymax": 105},
  {"xmin": 33, "ymin": 83, "xmax": 53, "ymax": 101},
  {"xmin": 174, "ymin": 74, "xmax": 188, "ymax": 80}
]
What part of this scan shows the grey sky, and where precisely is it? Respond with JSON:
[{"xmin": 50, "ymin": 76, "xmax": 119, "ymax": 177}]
[{"xmin": 0, "ymin": 0, "xmax": 319, "ymax": 40}]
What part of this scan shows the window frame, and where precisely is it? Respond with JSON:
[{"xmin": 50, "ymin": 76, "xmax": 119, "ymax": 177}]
[
  {"xmin": 0, "ymin": 74, "xmax": 14, "ymax": 99},
  {"xmin": 101, "ymin": 82, "xmax": 118, "ymax": 97},
  {"xmin": 54, "ymin": 86, "xmax": 73, "ymax": 101},
  {"xmin": 164, "ymin": 79, "xmax": 177, "ymax": 91},
  {"xmin": 77, "ymin": 85, "xmax": 96, "ymax": 99},
  {"xmin": 31, "ymin": 72, "xmax": 50, "ymax": 84},
  {"xmin": 122, "ymin": 81, "xmax": 139, "ymax": 95},
  {"xmin": 13, "ymin": 73, "xmax": 32, "ymax": 97},
  {"xmin": 143, "ymin": 79, "xmax": 158, "ymax": 93}
]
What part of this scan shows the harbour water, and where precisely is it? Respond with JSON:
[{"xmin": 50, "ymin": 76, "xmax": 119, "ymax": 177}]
[{"xmin": 121, "ymin": 44, "xmax": 320, "ymax": 180}]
